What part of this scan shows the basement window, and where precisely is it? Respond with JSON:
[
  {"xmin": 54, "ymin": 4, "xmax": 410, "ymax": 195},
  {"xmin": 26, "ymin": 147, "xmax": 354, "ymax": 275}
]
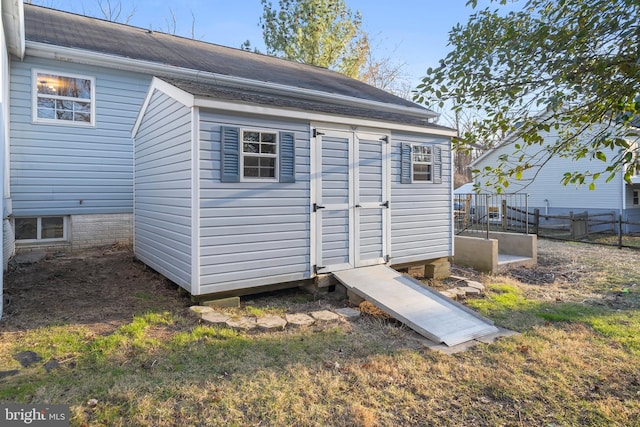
[
  {"xmin": 15, "ymin": 216, "xmax": 67, "ymax": 242},
  {"xmin": 33, "ymin": 70, "xmax": 95, "ymax": 126}
]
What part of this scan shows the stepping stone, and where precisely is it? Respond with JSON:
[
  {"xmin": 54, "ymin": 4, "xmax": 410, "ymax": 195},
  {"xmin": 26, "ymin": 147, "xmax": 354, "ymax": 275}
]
[
  {"xmin": 285, "ymin": 313, "xmax": 315, "ymax": 328},
  {"xmin": 13, "ymin": 351, "xmax": 42, "ymax": 368},
  {"xmin": 465, "ymin": 280, "xmax": 485, "ymax": 292},
  {"xmin": 334, "ymin": 307, "xmax": 360, "ymax": 320},
  {"xmin": 439, "ymin": 290, "xmax": 458, "ymax": 299},
  {"xmin": 44, "ymin": 359, "xmax": 60, "ymax": 373},
  {"xmin": 189, "ymin": 306, "xmax": 215, "ymax": 317},
  {"xmin": 226, "ymin": 316, "xmax": 257, "ymax": 331},
  {"xmin": 449, "ymin": 275, "xmax": 467, "ymax": 281},
  {"xmin": 14, "ymin": 252, "xmax": 46, "ymax": 265},
  {"xmin": 256, "ymin": 315, "xmax": 287, "ymax": 331},
  {"xmin": 460, "ymin": 286, "xmax": 482, "ymax": 296},
  {"xmin": 0, "ymin": 370, "xmax": 19, "ymax": 379},
  {"xmin": 310, "ymin": 310, "xmax": 340, "ymax": 323},
  {"xmin": 201, "ymin": 311, "xmax": 230, "ymax": 326},
  {"xmin": 446, "ymin": 288, "xmax": 467, "ymax": 298}
]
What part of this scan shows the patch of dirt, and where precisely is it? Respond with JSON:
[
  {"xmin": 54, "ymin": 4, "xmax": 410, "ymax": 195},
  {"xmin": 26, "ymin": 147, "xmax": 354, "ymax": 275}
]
[
  {"xmin": 3, "ymin": 239, "xmax": 638, "ymax": 339},
  {"xmin": 2, "ymin": 246, "xmax": 192, "ymax": 334},
  {"xmin": 504, "ymin": 240, "xmax": 594, "ymax": 286},
  {"xmin": 497, "ymin": 239, "xmax": 640, "ymax": 307}
]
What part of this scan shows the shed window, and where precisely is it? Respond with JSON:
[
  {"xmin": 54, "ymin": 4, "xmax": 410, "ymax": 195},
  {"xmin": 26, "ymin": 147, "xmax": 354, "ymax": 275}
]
[
  {"xmin": 242, "ymin": 130, "xmax": 278, "ymax": 180},
  {"xmin": 634, "ymin": 190, "xmax": 639, "ymax": 206},
  {"xmin": 400, "ymin": 143, "xmax": 443, "ymax": 184},
  {"xmin": 220, "ymin": 126, "xmax": 295, "ymax": 183},
  {"xmin": 33, "ymin": 70, "xmax": 95, "ymax": 126},
  {"xmin": 15, "ymin": 216, "xmax": 67, "ymax": 242},
  {"xmin": 412, "ymin": 145, "xmax": 433, "ymax": 182}
]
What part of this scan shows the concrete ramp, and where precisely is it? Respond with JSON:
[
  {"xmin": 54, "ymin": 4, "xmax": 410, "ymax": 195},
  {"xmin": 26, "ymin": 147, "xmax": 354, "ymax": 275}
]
[{"xmin": 334, "ymin": 265, "xmax": 499, "ymax": 346}]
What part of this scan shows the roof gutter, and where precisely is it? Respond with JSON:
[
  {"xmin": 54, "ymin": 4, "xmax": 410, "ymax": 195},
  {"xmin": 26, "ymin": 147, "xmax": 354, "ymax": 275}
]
[
  {"xmin": 2, "ymin": 0, "xmax": 25, "ymax": 58},
  {"xmin": 26, "ymin": 41, "xmax": 438, "ymax": 121}
]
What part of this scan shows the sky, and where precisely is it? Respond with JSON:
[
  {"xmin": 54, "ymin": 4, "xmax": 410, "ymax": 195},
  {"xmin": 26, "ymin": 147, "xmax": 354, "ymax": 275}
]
[{"xmin": 28, "ymin": 0, "xmax": 485, "ymax": 91}]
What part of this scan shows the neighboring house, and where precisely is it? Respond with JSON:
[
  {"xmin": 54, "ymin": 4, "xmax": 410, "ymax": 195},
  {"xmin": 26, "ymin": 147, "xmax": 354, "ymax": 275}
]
[
  {"xmin": 471, "ymin": 119, "xmax": 640, "ymax": 233},
  {"xmin": 2, "ymin": 4, "xmax": 456, "ymax": 296}
]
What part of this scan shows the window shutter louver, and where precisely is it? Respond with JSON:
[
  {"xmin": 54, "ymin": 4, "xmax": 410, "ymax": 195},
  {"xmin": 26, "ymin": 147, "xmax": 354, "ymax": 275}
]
[
  {"xmin": 401, "ymin": 143, "xmax": 412, "ymax": 184},
  {"xmin": 220, "ymin": 126, "xmax": 240, "ymax": 182},
  {"xmin": 279, "ymin": 131, "xmax": 296, "ymax": 183},
  {"xmin": 433, "ymin": 145, "xmax": 442, "ymax": 184}
]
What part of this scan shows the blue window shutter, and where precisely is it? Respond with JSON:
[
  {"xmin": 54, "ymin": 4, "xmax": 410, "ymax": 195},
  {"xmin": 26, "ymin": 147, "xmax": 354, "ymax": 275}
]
[
  {"xmin": 433, "ymin": 145, "xmax": 442, "ymax": 184},
  {"xmin": 401, "ymin": 143, "xmax": 412, "ymax": 184},
  {"xmin": 279, "ymin": 131, "xmax": 296, "ymax": 183},
  {"xmin": 220, "ymin": 126, "xmax": 240, "ymax": 182}
]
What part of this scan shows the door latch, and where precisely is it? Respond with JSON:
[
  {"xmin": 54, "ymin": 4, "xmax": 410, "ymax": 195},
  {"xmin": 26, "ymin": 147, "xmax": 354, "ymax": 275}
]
[{"xmin": 313, "ymin": 203, "xmax": 325, "ymax": 212}]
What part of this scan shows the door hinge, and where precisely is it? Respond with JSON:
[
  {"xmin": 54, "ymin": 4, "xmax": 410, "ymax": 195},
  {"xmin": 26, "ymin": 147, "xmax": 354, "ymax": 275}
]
[
  {"xmin": 313, "ymin": 265, "xmax": 325, "ymax": 274},
  {"xmin": 313, "ymin": 129, "xmax": 325, "ymax": 138},
  {"xmin": 380, "ymin": 201, "xmax": 389, "ymax": 208},
  {"xmin": 380, "ymin": 136, "xmax": 389, "ymax": 144},
  {"xmin": 313, "ymin": 203, "xmax": 326, "ymax": 212}
]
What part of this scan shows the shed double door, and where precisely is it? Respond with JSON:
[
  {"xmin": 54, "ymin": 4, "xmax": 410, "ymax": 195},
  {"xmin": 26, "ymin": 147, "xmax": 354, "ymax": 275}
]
[{"xmin": 314, "ymin": 129, "xmax": 390, "ymax": 274}]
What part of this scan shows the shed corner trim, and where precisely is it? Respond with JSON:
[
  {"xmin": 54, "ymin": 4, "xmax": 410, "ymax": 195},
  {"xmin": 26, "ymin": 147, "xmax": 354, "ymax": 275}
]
[{"xmin": 132, "ymin": 76, "xmax": 195, "ymax": 138}]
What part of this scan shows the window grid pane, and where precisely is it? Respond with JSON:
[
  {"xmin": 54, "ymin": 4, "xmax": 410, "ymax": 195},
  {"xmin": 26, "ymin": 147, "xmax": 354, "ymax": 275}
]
[
  {"xmin": 15, "ymin": 218, "xmax": 38, "ymax": 240},
  {"xmin": 41, "ymin": 217, "xmax": 64, "ymax": 239},
  {"xmin": 242, "ymin": 131, "xmax": 277, "ymax": 180},
  {"xmin": 36, "ymin": 72, "xmax": 92, "ymax": 123},
  {"xmin": 412, "ymin": 145, "xmax": 433, "ymax": 182}
]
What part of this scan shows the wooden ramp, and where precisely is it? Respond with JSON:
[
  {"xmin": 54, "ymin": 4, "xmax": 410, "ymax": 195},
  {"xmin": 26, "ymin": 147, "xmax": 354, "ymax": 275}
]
[{"xmin": 334, "ymin": 265, "xmax": 499, "ymax": 346}]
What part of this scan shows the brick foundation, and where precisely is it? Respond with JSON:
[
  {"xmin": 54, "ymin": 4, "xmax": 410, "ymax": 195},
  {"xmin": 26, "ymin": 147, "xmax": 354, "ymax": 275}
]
[{"xmin": 70, "ymin": 213, "xmax": 132, "ymax": 250}]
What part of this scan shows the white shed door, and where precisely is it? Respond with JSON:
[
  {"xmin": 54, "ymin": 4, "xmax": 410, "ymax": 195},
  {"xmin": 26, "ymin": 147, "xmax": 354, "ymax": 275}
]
[{"xmin": 314, "ymin": 129, "xmax": 390, "ymax": 273}]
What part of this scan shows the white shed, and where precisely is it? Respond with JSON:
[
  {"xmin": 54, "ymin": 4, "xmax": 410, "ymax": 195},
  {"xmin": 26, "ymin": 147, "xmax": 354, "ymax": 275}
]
[{"xmin": 133, "ymin": 77, "xmax": 456, "ymax": 296}]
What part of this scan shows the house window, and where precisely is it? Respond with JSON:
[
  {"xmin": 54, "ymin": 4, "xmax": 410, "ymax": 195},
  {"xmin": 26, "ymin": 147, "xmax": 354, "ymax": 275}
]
[
  {"xmin": 33, "ymin": 70, "xmax": 95, "ymax": 125},
  {"xmin": 241, "ymin": 130, "xmax": 278, "ymax": 180},
  {"xmin": 15, "ymin": 216, "xmax": 67, "ymax": 242},
  {"xmin": 634, "ymin": 190, "xmax": 639, "ymax": 206},
  {"xmin": 412, "ymin": 145, "xmax": 433, "ymax": 182}
]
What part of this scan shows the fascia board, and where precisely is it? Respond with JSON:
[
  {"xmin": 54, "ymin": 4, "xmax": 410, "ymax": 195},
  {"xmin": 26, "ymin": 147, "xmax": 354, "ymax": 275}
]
[
  {"xmin": 132, "ymin": 77, "xmax": 195, "ymax": 137},
  {"xmin": 193, "ymin": 96, "xmax": 457, "ymax": 137}
]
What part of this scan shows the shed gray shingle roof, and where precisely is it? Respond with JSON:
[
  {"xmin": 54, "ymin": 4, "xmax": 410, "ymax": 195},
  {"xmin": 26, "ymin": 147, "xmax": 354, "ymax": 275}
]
[{"xmin": 24, "ymin": 4, "xmax": 451, "ymax": 130}]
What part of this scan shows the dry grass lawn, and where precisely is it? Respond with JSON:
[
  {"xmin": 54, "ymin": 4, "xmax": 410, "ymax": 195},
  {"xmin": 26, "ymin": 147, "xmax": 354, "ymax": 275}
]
[{"xmin": 0, "ymin": 239, "xmax": 639, "ymax": 426}]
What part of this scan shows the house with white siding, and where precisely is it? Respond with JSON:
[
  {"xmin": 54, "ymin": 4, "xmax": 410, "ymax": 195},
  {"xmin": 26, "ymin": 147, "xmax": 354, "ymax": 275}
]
[
  {"xmin": 2, "ymin": 4, "xmax": 457, "ymax": 297},
  {"xmin": 471, "ymin": 121, "xmax": 640, "ymax": 233}
]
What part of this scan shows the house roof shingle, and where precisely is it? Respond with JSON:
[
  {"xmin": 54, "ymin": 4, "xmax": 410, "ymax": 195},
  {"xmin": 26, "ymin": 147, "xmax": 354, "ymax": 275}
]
[{"xmin": 24, "ymin": 4, "xmax": 452, "ymax": 130}]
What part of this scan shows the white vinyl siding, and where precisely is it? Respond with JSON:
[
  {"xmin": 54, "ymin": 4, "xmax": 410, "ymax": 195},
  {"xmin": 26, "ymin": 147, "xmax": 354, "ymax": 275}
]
[
  {"xmin": 199, "ymin": 111, "xmax": 311, "ymax": 294},
  {"xmin": 473, "ymin": 127, "xmax": 624, "ymax": 210},
  {"xmin": 10, "ymin": 57, "xmax": 151, "ymax": 217},
  {"xmin": 391, "ymin": 132, "xmax": 452, "ymax": 264},
  {"xmin": 134, "ymin": 90, "xmax": 193, "ymax": 289}
]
